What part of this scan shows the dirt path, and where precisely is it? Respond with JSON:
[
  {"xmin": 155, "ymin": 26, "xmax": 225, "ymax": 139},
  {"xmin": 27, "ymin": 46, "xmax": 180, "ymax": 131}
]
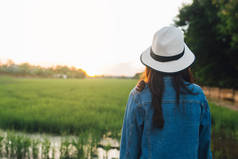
[{"xmin": 208, "ymin": 97, "xmax": 238, "ymax": 111}]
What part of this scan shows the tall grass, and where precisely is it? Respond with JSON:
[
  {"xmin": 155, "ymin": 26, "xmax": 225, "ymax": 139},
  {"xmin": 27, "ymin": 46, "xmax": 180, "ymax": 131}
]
[
  {"xmin": 0, "ymin": 135, "xmax": 3, "ymax": 157},
  {"xmin": 3, "ymin": 132, "xmax": 31, "ymax": 159},
  {"xmin": 209, "ymin": 102, "xmax": 238, "ymax": 159},
  {"xmin": 31, "ymin": 139, "xmax": 40, "ymax": 159},
  {"xmin": 0, "ymin": 132, "xmax": 98, "ymax": 159},
  {"xmin": 0, "ymin": 77, "xmax": 136, "ymax": 139},
  {"xmin": 209, "ymin": 102, "xmax": 238, "ymax": 137},
  {"xmin": 42, "ymin": 138, "xmax": 51, "ymax": 159}
]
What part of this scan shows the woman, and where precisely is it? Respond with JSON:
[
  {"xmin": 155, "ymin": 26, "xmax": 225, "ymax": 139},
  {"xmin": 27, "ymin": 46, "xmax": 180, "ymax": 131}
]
[{"xmin": 120, "ymin": 26, "xmax": 212, "ymax": 159}]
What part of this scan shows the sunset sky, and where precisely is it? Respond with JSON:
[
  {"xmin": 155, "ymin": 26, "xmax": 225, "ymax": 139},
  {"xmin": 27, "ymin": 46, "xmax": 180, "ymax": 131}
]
[{"xmin": 0, "ymin": 0, "xmax": 191, "ymax": 76}]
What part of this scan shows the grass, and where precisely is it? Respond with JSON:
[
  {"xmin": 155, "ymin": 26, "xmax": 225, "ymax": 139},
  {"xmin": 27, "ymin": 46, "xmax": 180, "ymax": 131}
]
[
  {"xmin": 0, "ymin": 76, "xmax": 238, "ymax": 137},
  {"xmin": 0, "ymin": 76, "xmax": 137, "ymax": 138},
  {"xmin": 209, "ymin": 102, "xmax": 238, "ymax": 136},
  {"xmin": 0, "ymin": 76, "xmax": 237, "ymax": 158},
  {"xmin": 209, "ymin": 103, "xmax": 238, "ymax": 159},
  {"xmin": 0, "ymin": 132, "xmax": 97, "ymax": 159}
]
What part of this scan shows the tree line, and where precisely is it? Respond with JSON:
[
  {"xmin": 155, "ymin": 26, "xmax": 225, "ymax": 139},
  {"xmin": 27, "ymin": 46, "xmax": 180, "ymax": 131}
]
[{"xmin": 0, "ymin": 59, "xmax": 87, "ymax": 79}]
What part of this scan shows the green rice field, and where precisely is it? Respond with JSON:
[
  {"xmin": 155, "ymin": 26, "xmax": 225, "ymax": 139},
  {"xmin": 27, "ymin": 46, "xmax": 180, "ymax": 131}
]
[
  {"xmin": 0, "ymin": 76, "xmax": 136, "ymax": 138},
  {"xmin": 0, "ymin": 76, "xmax": 237, "ymax": 159}
]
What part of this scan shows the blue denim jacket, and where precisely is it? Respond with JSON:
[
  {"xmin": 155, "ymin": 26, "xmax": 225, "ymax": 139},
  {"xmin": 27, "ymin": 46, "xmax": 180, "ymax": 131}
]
[{"xmin": 120, "ymin": 76, "xmax": 212, "ymax": 159}]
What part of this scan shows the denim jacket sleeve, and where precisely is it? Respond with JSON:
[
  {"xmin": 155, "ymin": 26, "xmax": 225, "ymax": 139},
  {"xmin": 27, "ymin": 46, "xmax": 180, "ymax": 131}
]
[
  {"xmin": 199, "ymin": 95, "xmax": 212, "ymax": 159},
  {"xmin": 120, "ymin": 89, "xmax": 144, "ymax": 159}
]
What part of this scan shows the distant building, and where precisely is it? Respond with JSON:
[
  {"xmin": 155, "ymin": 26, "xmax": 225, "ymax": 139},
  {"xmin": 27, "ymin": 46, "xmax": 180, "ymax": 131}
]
[{"xmin": 54, "ymin": 74, "xmax": 68, "ymax": 79}]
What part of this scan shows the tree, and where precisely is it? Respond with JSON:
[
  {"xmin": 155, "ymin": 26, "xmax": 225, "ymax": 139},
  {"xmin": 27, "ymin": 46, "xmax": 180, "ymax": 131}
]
[
  {"xmin": 0, "ymin": 59, "xmax": 87, "ymax": 79},
  {"xmin": 213, "ymin": 0, "xmax": 238, "ymax": 48},
  {"xmin": 18, "ymin": 63, "xmax": 31, "ymax": 75},
  {"xmin": 175, "ymin": 0, "xmax": 238, "ymax": 88},
  {"xmin": 133, "ymin": 72, "xmax": 143, "ymax": 79},
  {"xmin": 212, "ymin": 0, "xmax": 238, "ymax": 72}
]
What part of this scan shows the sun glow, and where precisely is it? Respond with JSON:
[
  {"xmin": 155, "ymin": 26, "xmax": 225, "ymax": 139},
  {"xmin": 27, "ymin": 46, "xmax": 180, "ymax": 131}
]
[
  {"xmin": 86, "ymin": 71, "xmax": 97, "ymax": 77},
  {"xmin": 84, "ymin": 67, "xmax": 100, "ymax": 77}
]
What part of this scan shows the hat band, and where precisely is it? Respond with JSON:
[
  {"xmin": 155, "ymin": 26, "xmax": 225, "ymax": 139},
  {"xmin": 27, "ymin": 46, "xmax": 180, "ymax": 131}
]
[{"xmin": 150, "ymin": 47, "xmax": 185, "ymax": 62}]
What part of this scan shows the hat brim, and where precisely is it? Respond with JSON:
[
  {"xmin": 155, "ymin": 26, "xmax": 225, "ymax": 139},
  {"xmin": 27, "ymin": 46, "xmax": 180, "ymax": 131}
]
[{"xmin": 140, "ymin": 43, "xmax": 195, "ymax": 73}]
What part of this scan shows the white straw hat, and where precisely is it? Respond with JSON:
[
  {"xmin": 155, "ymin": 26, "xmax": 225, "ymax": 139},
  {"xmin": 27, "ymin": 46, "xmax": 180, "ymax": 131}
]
[{"xmin": 140, "ymin": 26, "xmax": 195, "ymax": 73}]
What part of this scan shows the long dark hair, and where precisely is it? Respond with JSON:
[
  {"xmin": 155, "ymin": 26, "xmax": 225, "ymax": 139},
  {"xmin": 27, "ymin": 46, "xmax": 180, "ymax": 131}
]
[{"xmin": 136, "ymin": 67, "xmax": 196, "ymax": 129}]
